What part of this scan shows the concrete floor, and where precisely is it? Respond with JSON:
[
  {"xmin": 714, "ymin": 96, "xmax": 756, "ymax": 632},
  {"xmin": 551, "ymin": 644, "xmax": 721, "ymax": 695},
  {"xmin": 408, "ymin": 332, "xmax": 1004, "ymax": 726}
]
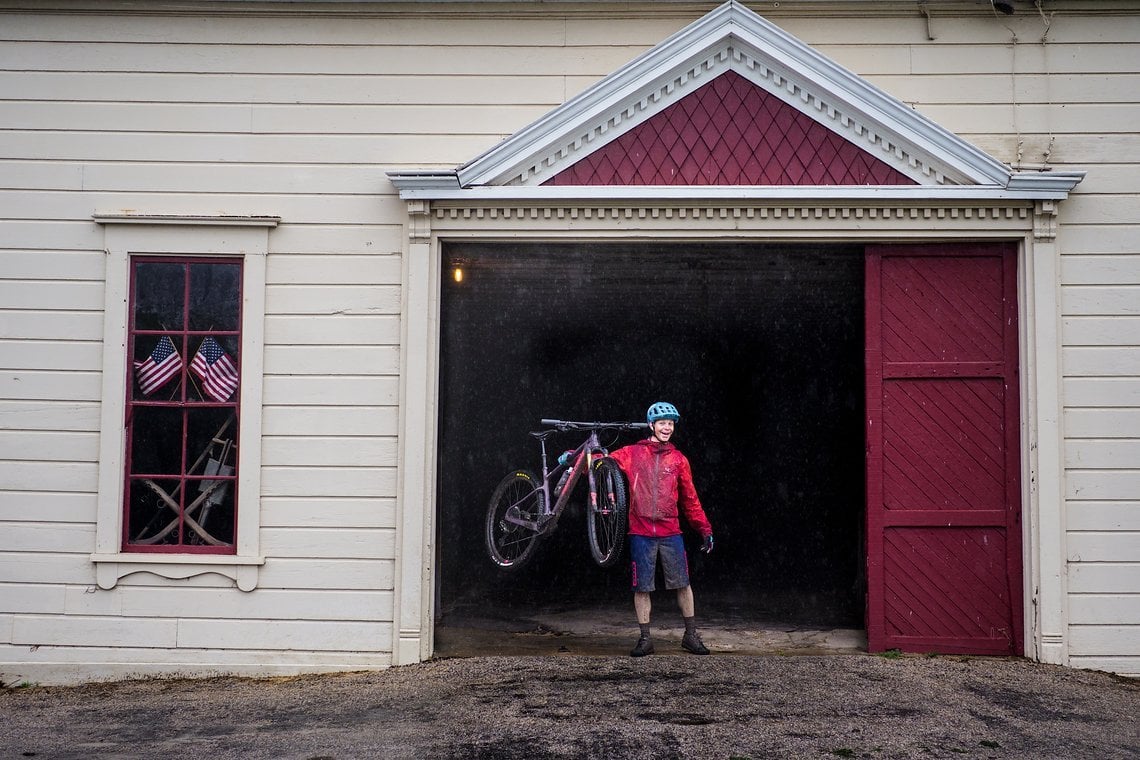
[{"xmin": 435, "ymin": 599, "xmax": 867, "ymax": 658}]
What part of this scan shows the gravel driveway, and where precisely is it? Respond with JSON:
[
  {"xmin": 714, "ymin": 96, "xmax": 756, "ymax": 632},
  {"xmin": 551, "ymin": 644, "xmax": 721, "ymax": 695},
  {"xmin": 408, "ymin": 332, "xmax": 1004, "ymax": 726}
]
[{"xmin": 3, "ymin": 654, "xmax": 1137, "ymax": 759}]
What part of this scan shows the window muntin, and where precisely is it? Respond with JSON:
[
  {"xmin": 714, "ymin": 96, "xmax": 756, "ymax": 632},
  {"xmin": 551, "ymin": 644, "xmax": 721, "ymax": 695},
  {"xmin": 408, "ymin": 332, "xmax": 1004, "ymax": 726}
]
[{"xmin": 124, "ymin": 257, "xmax": 242, "ymax": 553}]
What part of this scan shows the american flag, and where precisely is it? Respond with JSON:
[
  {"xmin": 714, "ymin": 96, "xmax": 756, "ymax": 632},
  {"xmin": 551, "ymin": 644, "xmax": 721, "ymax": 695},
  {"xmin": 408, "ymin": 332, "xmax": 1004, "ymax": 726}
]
[
  {"xmin": 133, "ymin": 335, "xmax": 183, "ymax": 396},
  {"xmin": 190, "ymin": 337, "xmax": 240, "ymax": 402}
]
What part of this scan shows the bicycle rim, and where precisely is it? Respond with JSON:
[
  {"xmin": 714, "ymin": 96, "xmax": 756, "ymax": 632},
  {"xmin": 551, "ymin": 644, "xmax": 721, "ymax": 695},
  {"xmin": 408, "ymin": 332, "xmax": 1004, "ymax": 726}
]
[
  {"xmin": 587, "ymin": 458, "xmax": 627, "ymax": 568},
  {"xmin": 485, "ymin": 470, "xmax": 542, "ymax": 569}
]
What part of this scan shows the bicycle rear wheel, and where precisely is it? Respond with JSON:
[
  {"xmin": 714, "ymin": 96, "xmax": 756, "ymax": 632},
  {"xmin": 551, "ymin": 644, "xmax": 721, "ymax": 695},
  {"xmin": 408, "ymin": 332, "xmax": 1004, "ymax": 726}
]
[
  {"xmin": 485, "ymin": 469, "xmax": 543, "ymax": 570},
  {"xmin": 587, "ymin": 457, "xmax": 627, "ymax": 568}
]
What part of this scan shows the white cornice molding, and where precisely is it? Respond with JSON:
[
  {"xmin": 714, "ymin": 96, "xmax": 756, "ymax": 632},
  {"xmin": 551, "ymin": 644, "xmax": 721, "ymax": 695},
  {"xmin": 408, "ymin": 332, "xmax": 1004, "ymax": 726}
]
[
  {"xmin": 426, "ymin": 202, "xmax": 1035, "ymax": 228},
  {"xmin": 386, "ymin": 171, "xmax": 461, "ymax": 192},
  {"xmin": 389, "ymin": 173, "xmax": 1084, "ymax": 202},
  {"xmin": 1006, "ymin": 172, "xmax": 1088, "ymax": 195}
]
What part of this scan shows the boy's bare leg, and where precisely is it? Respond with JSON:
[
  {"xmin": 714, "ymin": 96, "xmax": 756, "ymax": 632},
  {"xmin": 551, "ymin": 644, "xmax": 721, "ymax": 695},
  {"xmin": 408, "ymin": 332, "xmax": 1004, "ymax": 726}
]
[
  {"xmin": 676, "ymin": 585, "xmax": 695, "ymax": 617},
  {"xmin": 634, "ymin": 591, "xmax": 652, "ymax": 624}
]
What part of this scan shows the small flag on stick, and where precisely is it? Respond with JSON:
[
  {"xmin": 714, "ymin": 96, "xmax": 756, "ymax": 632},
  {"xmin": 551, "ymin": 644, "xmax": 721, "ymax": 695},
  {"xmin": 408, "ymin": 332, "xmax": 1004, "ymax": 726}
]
[
  {"xmin": 191, "ymin": 337, "xmax": 239, "ymax": 402},
  {"xmin": 134, "ymin": 336, "xmax": 183, "ymax": 396}
]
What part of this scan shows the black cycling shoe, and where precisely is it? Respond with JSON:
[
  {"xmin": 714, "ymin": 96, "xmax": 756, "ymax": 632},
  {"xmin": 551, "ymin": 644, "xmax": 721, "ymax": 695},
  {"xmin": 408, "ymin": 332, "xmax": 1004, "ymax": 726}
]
[
  {"xmin": 630, "ymin": 636, "xmax": 655, "ymax": 657},
  {"xmin": 681, "ymin": 632, "xmax": 710, "ymax": 655}
]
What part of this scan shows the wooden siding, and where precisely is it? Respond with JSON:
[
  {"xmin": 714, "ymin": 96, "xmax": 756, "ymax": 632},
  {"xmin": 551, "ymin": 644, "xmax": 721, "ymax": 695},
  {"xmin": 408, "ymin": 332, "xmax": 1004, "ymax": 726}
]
[
  {"xmin": 1050, "ymin": 6, "xmax": 1140, "ymax": 673},
  {"xmin": 0, "ymin": 2, "xmax": 1138, "ymax": 681}
]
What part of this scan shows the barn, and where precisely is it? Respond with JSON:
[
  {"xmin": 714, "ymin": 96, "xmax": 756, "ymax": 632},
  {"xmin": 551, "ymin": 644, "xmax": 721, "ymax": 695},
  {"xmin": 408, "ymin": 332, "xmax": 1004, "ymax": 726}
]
[{"xmin": 1, "ymin": 0, "xmax": 1137, "ymax": 684}]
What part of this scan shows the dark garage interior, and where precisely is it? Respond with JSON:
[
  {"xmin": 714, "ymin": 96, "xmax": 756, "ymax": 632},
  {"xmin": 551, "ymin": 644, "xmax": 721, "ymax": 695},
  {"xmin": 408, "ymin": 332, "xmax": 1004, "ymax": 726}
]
[{"xmin": 437, "ymin": 241, "xmax": 866, "ymax": 636}]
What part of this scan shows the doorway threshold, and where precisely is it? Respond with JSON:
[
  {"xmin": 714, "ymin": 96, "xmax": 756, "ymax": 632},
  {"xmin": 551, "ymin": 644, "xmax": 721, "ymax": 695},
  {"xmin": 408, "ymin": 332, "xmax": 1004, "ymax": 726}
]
[{"xmin": 435, "ymin": 601, "xmax": 866, "ymax": 658}]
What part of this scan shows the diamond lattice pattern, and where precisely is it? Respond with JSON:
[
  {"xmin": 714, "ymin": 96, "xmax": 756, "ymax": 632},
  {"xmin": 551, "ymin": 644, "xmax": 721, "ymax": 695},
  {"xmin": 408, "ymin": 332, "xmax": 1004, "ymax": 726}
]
[{"xmin": 546, "ymin": 70, "xmax": 916, "ymax": 186}]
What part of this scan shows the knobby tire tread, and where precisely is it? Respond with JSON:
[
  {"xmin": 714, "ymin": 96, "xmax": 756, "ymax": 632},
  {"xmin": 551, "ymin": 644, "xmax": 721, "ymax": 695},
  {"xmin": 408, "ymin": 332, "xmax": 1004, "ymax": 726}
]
[{"xmin": 587, "ymin": 457, "xmax": 628, "ymax": 568}]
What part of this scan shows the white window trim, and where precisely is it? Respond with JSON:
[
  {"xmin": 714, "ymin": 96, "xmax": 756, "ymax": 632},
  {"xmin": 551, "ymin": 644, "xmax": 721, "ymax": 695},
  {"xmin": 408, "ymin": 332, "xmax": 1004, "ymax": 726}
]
[{"xmin": 91, "ymin": 214, "xmax": 277, "ymax": 592}]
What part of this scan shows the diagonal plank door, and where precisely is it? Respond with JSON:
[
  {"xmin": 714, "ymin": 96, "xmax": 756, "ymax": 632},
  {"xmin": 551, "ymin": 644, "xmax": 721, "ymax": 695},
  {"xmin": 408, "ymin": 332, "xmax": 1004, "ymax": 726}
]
[{"xmin": 865, "ymin": 243, "xmax": 1023, "ymax": 655}]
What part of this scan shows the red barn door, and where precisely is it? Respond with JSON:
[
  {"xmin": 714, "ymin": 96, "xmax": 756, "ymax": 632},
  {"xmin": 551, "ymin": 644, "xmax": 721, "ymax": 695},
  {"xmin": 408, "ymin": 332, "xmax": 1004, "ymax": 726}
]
[{"xmin": 865, "ymin": 243, "xmax": 1023, "ymax": 655}]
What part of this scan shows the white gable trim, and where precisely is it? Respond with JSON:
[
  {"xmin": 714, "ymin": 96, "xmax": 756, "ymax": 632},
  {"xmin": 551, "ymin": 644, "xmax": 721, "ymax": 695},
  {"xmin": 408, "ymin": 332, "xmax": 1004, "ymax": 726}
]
[
  {"xmin": 392, "ymin": 0, "xmax": 1082, "ymax": 201},
  {"xmin": 390, "ymin": 177, "xmax": 1086, "ymax": 202}
]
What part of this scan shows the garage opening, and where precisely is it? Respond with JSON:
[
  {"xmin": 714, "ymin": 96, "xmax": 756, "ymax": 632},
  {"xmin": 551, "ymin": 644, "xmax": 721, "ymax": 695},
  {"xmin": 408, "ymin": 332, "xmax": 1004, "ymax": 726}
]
[{"xmin": 436, "ymin": 241, "xmax": 865, "ymax": 641}]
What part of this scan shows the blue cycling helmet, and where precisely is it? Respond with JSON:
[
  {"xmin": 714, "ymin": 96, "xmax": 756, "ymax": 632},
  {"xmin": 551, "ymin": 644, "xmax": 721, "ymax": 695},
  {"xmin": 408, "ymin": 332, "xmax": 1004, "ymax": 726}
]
[{"xmin": 647, "ymin": 401, "xmax": 680, "ymax": 425}]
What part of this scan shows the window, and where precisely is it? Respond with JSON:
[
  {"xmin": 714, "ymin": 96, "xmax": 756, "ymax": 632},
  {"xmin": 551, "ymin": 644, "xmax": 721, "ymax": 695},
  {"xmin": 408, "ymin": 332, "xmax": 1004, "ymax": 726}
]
[
  {"xmin": 125, "ymin": 257, "xmax": 242, "ymax": 553},
  {"xmin": 93, "ymin": 215, "xmax": 275, "ymax": 590}
]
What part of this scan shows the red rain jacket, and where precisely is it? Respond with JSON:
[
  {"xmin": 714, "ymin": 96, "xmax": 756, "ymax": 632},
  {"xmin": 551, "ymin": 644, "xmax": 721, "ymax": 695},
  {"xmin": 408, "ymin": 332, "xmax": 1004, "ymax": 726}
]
[{"xmin": 608, "ymin": 438, "xmax": 712, "ymax": 539}]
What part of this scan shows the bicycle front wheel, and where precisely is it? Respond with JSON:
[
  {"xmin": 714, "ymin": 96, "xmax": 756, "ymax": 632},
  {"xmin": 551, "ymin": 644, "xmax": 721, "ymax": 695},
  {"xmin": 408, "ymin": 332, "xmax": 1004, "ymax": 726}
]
[
  {"xmin": 485, "ymin": 469, "xmax": 543, "ymax": 570},
  {"xmin": 587, "ymin": 457, "xmax": 628, "ymax": 568}
]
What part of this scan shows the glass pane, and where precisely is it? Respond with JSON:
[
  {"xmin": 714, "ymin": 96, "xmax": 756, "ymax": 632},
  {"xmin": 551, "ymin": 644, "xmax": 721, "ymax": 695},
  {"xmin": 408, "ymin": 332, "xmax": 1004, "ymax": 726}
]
[
  {"xmin": 188, "ymin": 334, "xmax": 240, "ymax": 403},
  {"xmin": 188, "ymin": 474, "xmax": 235, "ymax": 546},
  {"xmin": 186, "ymin": 408, "xmax": 237, "ymax": 546},
  {"xmin": 189, "ymin": 262, "xmax": 241, "ymax": 332},
  {"xmin": 129, "ymin": 407, "xmax": 185, "ymax": 476},
  {"xmin": 127, "ymin": 477, "xmax": 183, "ymax": 546},
  {"xmin": 131, "ymin": 335, "xmax": 185, "ymax": 401},
  {"xmin": 187, "ymin": 407, "xmax": 237, "ymax": 470},
  {"xmin": 133, "ymin": 262, "xmax": 186, "ymax": 331}
]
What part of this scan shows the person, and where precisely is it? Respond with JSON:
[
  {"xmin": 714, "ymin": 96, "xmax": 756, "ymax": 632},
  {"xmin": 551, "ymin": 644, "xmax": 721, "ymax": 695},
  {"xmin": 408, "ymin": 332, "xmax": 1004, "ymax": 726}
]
[{"xmin": 608, "ymin": 402, "xmax": 714, "ymax": 657}]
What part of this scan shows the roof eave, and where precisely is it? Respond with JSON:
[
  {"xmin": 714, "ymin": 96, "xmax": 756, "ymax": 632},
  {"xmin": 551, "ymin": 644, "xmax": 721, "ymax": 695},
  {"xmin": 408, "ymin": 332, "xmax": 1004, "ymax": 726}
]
[{"xmin": 388, "ymin": 171, "xmax": 1085, "ymax": 202}]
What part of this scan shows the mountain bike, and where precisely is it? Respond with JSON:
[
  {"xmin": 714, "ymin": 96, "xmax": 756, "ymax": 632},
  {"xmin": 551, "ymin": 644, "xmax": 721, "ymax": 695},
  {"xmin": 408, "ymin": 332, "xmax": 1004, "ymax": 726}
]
[{"xmin": 485, "ymin": 419, "xmax": 646, "ymax": 571}]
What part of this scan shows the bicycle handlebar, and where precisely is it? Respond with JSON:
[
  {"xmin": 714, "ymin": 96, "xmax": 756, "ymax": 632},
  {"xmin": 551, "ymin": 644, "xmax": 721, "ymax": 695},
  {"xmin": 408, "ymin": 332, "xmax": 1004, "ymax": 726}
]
[{"xmin": 540, "ymin": 419, "xmax": 649, "ymax": 431}]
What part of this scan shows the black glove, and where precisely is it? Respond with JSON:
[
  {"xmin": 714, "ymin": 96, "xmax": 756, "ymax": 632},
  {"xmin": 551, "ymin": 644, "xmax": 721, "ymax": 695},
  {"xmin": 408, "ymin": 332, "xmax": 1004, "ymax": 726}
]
[{"xmin": 701, "ymin": 534, "xmax": 714, "ymax": 554}]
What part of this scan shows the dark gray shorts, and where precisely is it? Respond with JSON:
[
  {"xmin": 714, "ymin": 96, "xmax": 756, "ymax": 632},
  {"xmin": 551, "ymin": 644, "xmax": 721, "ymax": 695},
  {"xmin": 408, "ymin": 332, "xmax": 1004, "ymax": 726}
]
[{"xmin": 629, "ymin": 534, "xmax": 690, "ymax": 592}]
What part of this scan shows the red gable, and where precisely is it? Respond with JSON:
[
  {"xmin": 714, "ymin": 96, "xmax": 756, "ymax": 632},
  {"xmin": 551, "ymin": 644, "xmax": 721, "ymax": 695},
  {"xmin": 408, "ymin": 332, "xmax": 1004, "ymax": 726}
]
[{"xmin": 545, "ymin": 70, "xmax": 916, "ymax": 187}]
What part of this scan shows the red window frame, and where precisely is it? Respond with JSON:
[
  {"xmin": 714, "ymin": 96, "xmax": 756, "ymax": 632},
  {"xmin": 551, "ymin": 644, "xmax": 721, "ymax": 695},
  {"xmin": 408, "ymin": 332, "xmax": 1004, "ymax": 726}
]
[{"xmin": 123, "ymin": 256, "xmax": 243, "ymax": 554}]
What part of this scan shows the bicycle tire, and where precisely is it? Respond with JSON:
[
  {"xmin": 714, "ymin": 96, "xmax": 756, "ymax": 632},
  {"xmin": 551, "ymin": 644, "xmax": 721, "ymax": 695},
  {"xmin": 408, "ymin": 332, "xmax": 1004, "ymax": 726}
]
[
  {"xmin": 587, "ymin": 457, "xmax": 628, "ymax": 568},
  {"xmin": 485, "ymin": 469, "xmax": 543, "ymax": 570}
]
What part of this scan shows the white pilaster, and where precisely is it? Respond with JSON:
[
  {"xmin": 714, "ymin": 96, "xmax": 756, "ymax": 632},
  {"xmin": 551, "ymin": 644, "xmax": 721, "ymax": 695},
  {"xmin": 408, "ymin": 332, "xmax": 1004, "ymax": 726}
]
[
  {"xmin": 1025, "ymin": 199, "xmax": 1068, "ymax": 665},
  {"xmin": 393, "ymin": 200, "xmax": 437, "ymax": 665}
]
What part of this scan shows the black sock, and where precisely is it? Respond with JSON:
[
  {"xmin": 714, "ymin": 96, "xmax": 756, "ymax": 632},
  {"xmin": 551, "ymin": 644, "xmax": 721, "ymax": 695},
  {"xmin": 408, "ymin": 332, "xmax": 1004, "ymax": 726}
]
[
  {"xmin": 639, "ymin": 623, "xmax": 651, "ymax": 639},
  {"xmin": 683, "ymin": 616, "xmax": 697, "ymax": 635}
]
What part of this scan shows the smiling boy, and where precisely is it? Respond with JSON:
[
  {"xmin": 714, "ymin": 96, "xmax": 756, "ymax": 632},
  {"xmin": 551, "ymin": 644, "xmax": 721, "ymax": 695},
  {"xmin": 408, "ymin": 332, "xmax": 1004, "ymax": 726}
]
[{"xmin": 608, "ymin": 402, "xmax": 714, "ymax": 656}]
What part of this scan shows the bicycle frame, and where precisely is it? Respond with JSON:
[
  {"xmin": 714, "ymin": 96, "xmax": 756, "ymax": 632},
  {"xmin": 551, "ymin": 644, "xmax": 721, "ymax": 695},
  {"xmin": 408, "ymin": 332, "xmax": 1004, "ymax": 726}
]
[
  {"xmin": 486, "ymin": 418, "xmax": 644, "ymax": 570},
  {"xmin": 504, "ymin": 420, "xmax": 644, "ymax": 534}
]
